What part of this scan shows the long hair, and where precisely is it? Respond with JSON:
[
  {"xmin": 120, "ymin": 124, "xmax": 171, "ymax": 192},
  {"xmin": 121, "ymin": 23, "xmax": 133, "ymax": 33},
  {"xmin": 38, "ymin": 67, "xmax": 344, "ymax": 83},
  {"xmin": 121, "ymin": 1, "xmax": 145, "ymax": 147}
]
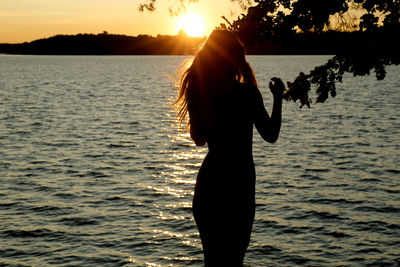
[{"xmin": 175, "ymin": 30, "xmax": 257, "ymax": 141}]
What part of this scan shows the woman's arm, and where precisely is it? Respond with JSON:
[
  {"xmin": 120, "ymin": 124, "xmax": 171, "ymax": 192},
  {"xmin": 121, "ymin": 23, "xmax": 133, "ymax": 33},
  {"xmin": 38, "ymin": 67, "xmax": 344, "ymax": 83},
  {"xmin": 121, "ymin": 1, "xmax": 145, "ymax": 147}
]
[
  {"xmin": 190, "ymin": 122, "xmax": 206, "ymax": 146},
  {"xmin": 254, "ymin": 78, "xmax": 284, "ymax": 143}
]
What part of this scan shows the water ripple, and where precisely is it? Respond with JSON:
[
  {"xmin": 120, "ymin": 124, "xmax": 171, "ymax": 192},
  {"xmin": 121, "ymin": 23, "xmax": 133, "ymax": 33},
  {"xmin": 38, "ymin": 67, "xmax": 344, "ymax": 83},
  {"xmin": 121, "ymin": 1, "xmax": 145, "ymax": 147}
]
[{"xmin": 0, "ymin": 55, "xmax": 399, "ymax": 266}]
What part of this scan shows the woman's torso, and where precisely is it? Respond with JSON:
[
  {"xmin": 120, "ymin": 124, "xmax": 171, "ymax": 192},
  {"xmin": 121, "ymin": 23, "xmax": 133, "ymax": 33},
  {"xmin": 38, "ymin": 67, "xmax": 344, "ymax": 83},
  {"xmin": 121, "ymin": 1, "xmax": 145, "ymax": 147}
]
[{"xmin": 195, "ymin": 82, "xmax": 258, "ymax": 201}]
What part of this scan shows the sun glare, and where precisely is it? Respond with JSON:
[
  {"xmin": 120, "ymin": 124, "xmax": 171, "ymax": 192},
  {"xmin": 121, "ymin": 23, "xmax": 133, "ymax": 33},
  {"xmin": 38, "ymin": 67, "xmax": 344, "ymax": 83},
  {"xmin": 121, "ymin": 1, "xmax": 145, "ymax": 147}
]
[{"xmin": 177, "ymin": 13, "xmax": 206, "ymax": 37}]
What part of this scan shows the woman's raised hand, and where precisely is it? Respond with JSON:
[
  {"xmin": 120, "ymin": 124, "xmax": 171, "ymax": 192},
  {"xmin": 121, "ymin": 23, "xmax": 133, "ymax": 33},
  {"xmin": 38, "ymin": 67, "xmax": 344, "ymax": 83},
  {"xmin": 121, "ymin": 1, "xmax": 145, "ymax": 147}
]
[{"xmin": 269, "ymin": 77, "xmax": 285, "ymax": 99}]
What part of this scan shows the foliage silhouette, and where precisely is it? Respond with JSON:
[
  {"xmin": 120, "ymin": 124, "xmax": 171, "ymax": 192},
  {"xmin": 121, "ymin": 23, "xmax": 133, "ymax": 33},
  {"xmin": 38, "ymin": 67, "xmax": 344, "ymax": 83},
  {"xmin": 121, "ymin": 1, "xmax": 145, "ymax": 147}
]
[
  {"xmin": 225, "ymin": 0, "xmax": 400, "ymax": 106},
  {"xmin": 140, "ymin": 0, "xmax": 399, "ymax": 106}
]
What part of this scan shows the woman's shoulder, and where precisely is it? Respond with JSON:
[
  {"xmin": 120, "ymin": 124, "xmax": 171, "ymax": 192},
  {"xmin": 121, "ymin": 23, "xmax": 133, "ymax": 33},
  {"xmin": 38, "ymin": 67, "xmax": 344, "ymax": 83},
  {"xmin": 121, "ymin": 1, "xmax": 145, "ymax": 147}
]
[
  {"xmin": 236, "ymin": 81, "xmax": 257, "ymax": 89},
  {"xmin": 235, "ymin": 82, "xmax": 261, "ymax": 99}
]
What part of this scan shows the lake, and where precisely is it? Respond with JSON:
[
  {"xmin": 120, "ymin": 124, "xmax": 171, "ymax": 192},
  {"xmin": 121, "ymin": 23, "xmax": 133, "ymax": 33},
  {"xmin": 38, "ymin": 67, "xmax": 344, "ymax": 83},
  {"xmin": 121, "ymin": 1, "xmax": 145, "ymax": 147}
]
[{"xmin": 0, "ymin": 55, "xmax": 399, "ymax": 266}]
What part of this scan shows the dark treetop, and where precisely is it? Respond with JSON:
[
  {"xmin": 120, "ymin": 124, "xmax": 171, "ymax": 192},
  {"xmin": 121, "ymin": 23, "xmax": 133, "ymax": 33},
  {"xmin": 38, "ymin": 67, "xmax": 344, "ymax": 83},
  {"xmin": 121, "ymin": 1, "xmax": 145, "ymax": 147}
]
[{"xmin": 140, "ymin": 0, "xmax": 400, "ymax": 106}]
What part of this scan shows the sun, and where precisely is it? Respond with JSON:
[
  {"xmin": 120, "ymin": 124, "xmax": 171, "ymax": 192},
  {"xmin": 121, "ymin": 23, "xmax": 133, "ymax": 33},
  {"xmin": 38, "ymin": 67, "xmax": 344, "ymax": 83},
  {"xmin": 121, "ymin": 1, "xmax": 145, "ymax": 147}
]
[{"xmin": 177, "ymin": 13, "xmax": 206, "ymax": 37}]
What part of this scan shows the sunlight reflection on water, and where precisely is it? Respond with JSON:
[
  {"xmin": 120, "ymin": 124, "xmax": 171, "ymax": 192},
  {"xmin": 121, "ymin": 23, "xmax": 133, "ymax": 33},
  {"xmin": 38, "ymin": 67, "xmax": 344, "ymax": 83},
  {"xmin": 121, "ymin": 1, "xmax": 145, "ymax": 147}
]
[{"xmin": 0, "ymin": 55, "xmax": 399, "ymax": 266}]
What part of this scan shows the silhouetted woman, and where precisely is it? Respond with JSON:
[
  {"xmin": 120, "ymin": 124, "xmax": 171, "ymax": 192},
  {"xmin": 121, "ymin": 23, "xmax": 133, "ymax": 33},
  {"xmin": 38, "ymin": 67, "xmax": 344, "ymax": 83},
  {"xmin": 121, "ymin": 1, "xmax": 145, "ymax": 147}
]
[{"xmin": 175, "ymin": 30, "xmax": 284, "ymax": 266}]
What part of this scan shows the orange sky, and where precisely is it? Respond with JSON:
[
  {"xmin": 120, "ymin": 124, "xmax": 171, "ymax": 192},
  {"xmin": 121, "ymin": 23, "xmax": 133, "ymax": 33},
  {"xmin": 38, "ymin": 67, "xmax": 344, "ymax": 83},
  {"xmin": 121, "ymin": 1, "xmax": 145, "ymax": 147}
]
[{"xmin": 0, "ymin": 0, "xmax": 243, "ymax": 43}]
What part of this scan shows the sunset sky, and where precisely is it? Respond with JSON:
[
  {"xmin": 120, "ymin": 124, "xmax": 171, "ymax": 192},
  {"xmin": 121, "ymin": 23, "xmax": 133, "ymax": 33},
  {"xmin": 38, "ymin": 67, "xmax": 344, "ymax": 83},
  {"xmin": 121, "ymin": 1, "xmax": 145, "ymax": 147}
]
[{"xmin": 0, "ymin": 0, "xmax": 242, "ymax": 43}]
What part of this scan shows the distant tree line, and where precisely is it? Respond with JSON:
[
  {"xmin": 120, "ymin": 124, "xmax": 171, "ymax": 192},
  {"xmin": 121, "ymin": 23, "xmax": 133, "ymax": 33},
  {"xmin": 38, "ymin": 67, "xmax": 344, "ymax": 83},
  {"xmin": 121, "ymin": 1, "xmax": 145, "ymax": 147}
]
[
  {"xmin": 0, "ymin": 32, "xmax": 205, "ymax": 55},
  {"xmin": 0, "ymin": 30, "xmax": 395, "ymax": 57}
]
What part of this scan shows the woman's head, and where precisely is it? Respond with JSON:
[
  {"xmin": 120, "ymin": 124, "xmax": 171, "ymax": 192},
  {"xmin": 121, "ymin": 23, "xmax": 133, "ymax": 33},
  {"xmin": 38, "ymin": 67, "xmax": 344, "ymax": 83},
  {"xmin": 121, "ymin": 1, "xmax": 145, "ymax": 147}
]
[
  {"xmin": 175, "ymin": 30, "xmax": 256, "ymax": 128},
  {"xmin": 190, "ymin": 30, "xmax": 256, "ymax": 86}
]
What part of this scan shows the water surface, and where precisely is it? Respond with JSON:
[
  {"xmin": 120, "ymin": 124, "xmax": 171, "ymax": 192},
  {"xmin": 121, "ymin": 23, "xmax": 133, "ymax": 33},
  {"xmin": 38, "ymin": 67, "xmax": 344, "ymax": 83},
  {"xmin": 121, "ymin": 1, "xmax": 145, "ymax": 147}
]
[{"xmin": 0, "ymin": 55, "xmax": 399, "ymax": 266}]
